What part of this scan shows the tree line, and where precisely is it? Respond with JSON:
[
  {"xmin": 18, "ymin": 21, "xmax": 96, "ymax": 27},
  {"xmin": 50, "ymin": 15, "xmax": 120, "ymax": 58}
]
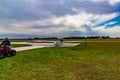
[{"xmin": 31, "ymin": 36, "xmax": 120, "ymax": 40}]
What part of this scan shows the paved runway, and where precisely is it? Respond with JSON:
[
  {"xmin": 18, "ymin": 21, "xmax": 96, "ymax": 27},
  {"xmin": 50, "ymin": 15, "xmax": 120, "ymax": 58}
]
[{"xmin": 12, "ymin": 42, "xmax": 79, "ymax": 51}]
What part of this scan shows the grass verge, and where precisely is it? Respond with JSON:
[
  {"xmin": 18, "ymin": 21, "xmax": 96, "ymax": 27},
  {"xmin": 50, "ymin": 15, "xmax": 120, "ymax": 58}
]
[
  {"xmin": 0, "ymin": 41, "xmax": 120, "ymax": 80},
  {"xmin": 11, "ymin": 44, "xmax": 32, "ymax": 48}
]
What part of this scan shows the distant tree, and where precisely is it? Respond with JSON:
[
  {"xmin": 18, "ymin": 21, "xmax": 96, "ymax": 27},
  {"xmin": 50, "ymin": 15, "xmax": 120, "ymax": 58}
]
[
  {"xmin": 28, "ymin": 38, "xmax": 32, "ymax": 40},
  {"xmin": 34, "ymin": 37, "xmax": 39, "ymax": 40},
  {"xmin": 101, "ymin": 36, "xmax": 110, "ymax": 39}
]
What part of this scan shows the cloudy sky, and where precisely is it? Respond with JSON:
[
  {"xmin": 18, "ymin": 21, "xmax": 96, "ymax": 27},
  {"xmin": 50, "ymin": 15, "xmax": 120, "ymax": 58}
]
[{"xmin": 0, "ymin": 0, "xmax": 120, "ymax": 38}]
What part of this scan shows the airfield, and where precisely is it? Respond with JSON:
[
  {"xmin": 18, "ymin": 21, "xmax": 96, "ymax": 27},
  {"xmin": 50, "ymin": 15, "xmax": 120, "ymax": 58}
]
[
  {"xmin": 11, "ymin": 41, "xmax": 79, "ymax": 51},
  {"xmin": 10, "ymin": 39, "xmax": 120, "ymax": 52},
  {"xmin": 0, "ymin": 39, "xmax": 120, "ymax": 80}
]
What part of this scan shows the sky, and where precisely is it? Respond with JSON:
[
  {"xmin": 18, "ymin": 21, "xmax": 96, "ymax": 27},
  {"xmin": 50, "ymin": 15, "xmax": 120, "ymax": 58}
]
[{"xmin": 0, "ymin": 0, "xmax": 120, "ymax": 38}]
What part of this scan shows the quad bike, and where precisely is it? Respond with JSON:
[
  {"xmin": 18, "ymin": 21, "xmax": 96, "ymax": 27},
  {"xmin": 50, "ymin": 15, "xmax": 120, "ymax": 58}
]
[{"xmin": 0, "ymin": 46, "xmax": 16, "ymax": 59}]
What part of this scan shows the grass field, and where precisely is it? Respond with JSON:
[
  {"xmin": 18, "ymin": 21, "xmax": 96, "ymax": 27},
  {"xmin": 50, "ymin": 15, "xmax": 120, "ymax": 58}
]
[
  {"xmin": 11, "ymin": 44, "xmax": 32, "ymax": 48},
  {"xmin": 0, "ymin": 40, "xmax": 120, "ymax": 80}
]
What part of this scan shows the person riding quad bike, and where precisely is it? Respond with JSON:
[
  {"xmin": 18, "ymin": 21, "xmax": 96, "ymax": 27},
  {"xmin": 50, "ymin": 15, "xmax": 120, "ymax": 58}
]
[
  {"xmin": 0, "ymin": 38, "xmax": 11, "ymax": 56},
  {"xmin": 0, "ymin": 38, "xmax": 16, "ymax": 59},
  {"xmin": 1, "ymin": 38, "xmax": 11, "ymax": 46}
]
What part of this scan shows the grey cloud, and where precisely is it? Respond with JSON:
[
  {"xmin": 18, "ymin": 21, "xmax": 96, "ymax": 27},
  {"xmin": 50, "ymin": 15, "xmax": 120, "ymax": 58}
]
[
  {"xmin": 0, "ymin": 0, "xmax": 52, "ymax": 21},
  {"xmin": 0, "ymin": 0, "xmax": 118, "ymax": 21},
  {"xmin": 31, "ymin": 25, "xmax": 62, "ymax": 29},
  {"xmin": 54, "ymin": 30, "xmax": 104, "ymax": 37},
  {"xmin": 0, "ymin": 34, "xmax": 46, "ymax": 38},
  {"xmin": 0, "ymin": 0, "xmax": 119, "ymax": 38},
  {"xmin": 69, "ymin": 0, "xmax": 117, "ymax": 14}
]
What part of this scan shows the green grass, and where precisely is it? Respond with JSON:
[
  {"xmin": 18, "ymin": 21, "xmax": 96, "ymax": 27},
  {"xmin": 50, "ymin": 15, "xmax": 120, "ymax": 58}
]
[
  {"xmin": 11, "ymin": 44, "xmax": 32, "ymax": 48},
  {"xmin": 0, "ymin": 41, "xmax": 120, "ymax": 80}
]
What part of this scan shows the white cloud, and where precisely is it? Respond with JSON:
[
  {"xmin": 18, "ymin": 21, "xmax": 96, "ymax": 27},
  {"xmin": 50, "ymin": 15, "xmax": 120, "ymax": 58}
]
[
  {"xmin": 0, "ymin": 11, "xmax": 119, "ymax": 37},
  {"xmin": 0, "ymin": 0, "xmax": 119, "ymax": 38},
  {"xmin": 104, "ymin": 21, "xmax": 117, "ymax": 26},
  {"xmin": 92, "ymin": 26, "xmax": 120, "ymax": 37},
  {"xmin": 93, "ymin": 13, "xmax": 118, "ymax": 25},
  {"xmin": 90, "ymin": 0, "xmax": 120, "ymax": 5},
  {"xmin": 108, "ymin": 0, "xmax": 120, "ymax": 5},
  {"xmin": 90, "ymin": 0, "xmax": 106, "ymax": 2},
  {"xmin": 51, "ymin": 12, "xmax": 118, "ymax": 29}
]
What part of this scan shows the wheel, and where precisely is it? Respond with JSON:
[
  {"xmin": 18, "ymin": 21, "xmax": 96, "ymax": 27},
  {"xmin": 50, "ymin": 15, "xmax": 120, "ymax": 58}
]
[
  {"xmin": 10, "ymin": 50, "xmax": 16, "ymax": 56},
  {"xmin": 0, "ymin": 51, "xmax": 4, "ymax": 59}
]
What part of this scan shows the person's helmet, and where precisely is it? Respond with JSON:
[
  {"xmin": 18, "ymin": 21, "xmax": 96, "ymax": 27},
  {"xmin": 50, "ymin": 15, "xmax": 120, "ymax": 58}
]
[{"xmin": 5, "ymin": 38, "xmax": 8, "ymax": 41}]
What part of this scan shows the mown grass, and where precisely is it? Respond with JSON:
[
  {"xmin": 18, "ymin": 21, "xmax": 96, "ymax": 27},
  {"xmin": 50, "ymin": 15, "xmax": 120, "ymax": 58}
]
[
  {"xmin": 11, "ymin": 44, "xmax": 32, "ymax": 48},
  {"xmin": 0, "ymin": 41, "xmax": 120, "ymax": 80}
]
